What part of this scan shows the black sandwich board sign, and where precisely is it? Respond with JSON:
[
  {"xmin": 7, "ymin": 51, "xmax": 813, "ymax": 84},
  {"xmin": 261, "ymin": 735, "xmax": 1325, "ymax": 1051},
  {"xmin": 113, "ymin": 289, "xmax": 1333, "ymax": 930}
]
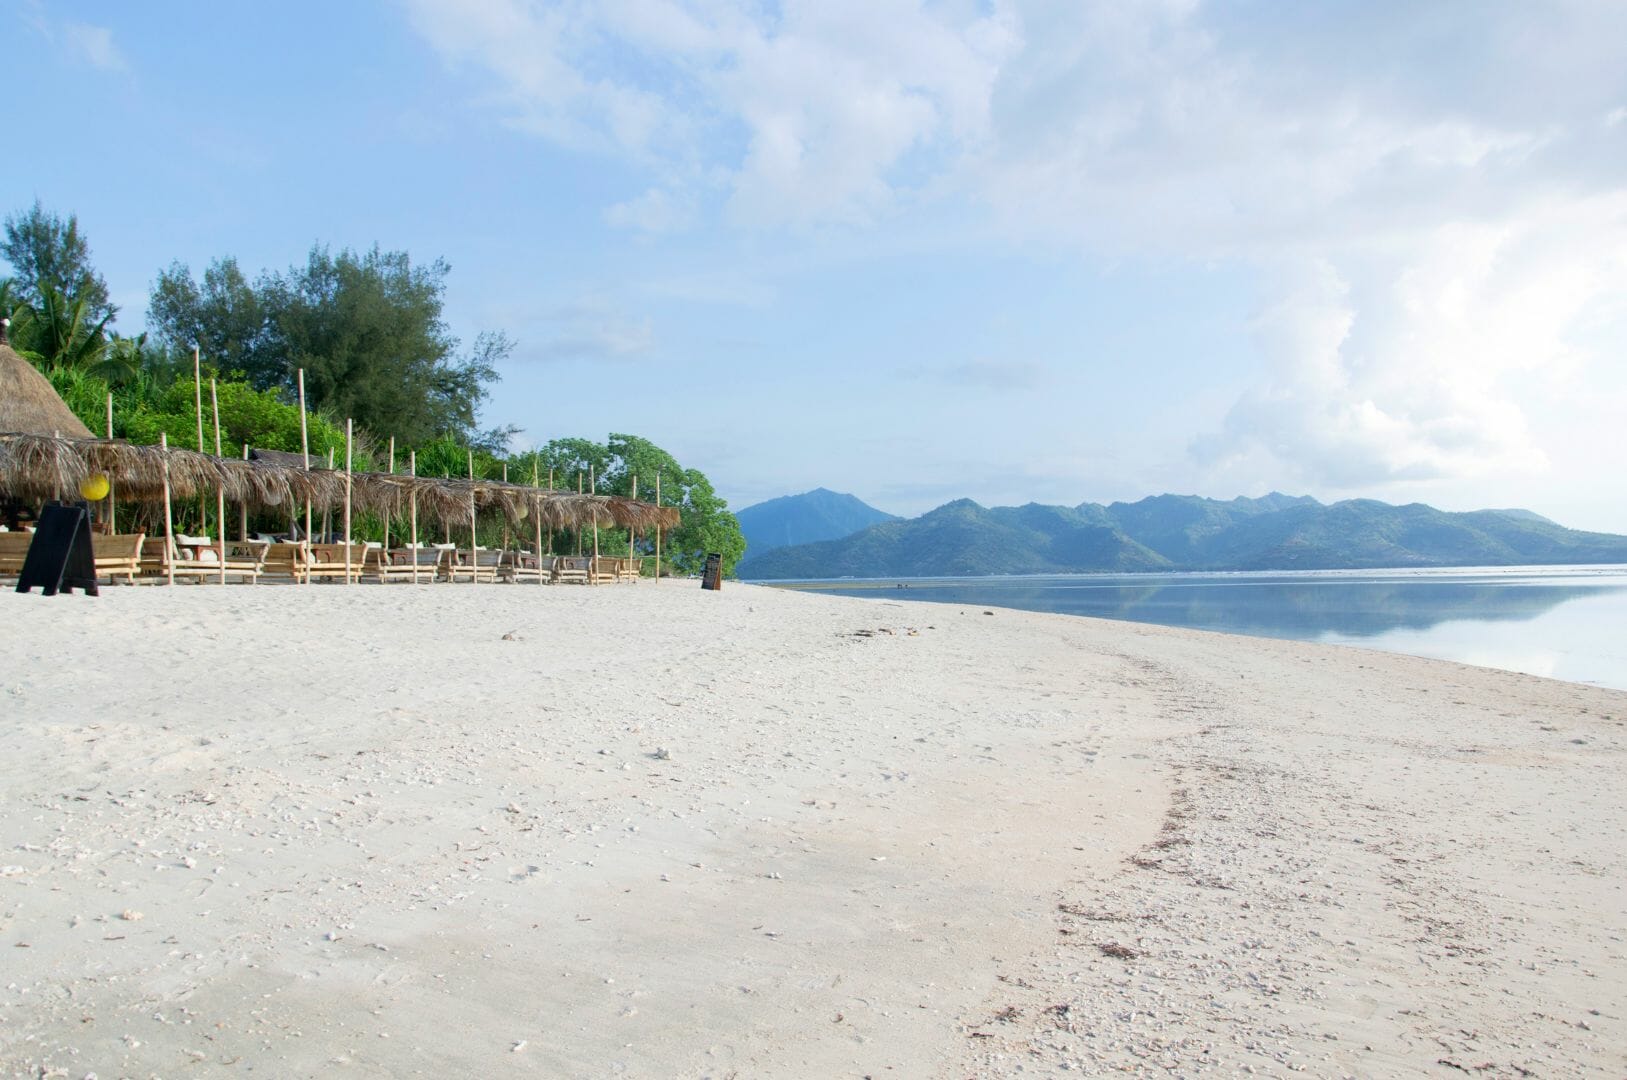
[
  {"xmin": 701, "ymin": 552, "xmax": 723, "ymax": 591},
  {"xmin": 15, "ymin": 503, "xmax": 99, "ymax": 597}
]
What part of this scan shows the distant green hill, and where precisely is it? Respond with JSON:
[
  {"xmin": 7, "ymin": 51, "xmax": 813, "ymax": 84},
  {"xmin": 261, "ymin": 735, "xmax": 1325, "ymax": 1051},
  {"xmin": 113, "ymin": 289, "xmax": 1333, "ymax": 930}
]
[
  {"xmin": 736, "ymin": 488, "xmax": 897, "ymax": 556},
  {"xmin": 738, "ymin": 498, "xmax": 1170, "ymax": 577},
  {"xmin": 736, "ymin": 492, "xmax": 1627, "ymax": 578}
]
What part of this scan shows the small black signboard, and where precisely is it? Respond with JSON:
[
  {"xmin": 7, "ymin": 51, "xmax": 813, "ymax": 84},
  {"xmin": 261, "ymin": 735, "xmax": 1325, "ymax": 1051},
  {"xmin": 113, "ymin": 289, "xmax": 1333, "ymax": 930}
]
[
  {"xmin": 16, "ymin": 503, "xmax": 99, "ymax": 597},
  {"xmin": 701, "ymin": 552, "xmax": 723, "ymax": 591}
]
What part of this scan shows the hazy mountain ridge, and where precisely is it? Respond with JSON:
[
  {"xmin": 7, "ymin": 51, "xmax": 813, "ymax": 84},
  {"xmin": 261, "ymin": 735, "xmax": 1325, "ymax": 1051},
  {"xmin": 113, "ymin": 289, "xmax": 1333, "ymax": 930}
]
[
  {"xmin": 737, "ymin": 492, "xmax": 1627, "ymax": 578},
  {"xmin": 736, "ymin": 488, "xmax": 898, "ymax": 556}
]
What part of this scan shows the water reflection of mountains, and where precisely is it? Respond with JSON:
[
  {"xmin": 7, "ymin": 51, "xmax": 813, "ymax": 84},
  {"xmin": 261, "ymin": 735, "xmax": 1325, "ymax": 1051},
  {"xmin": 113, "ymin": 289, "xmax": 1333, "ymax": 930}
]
[{"xmin": 820, "ymin": 579, "xmax": 1622, "ymax": 639}]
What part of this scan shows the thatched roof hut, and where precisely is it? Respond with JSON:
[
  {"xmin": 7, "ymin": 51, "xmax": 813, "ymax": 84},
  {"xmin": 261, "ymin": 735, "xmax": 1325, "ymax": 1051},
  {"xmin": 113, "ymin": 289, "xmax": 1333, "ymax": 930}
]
[
  {"xmin": 0, "ymin": 431, "xmax": 681, "ymax": 534},
  {"xmin": 0, "ymin": 319, "xmax": 94, "ymax": 438}
]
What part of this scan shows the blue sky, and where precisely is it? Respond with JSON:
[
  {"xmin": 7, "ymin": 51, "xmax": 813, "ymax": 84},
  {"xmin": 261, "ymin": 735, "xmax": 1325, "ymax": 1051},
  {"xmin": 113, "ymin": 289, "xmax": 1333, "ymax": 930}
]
[{"xmin": 6, "ymin": 0, "xmax": 1626, "ymax": 531}]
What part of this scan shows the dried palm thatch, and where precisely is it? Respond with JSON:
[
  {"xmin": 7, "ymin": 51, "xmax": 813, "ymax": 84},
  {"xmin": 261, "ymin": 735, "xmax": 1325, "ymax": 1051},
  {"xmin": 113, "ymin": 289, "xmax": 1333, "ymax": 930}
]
[
  {"xmin": 0, "ymin": 432, "xmax": 681, "ymax": 533},
  {"xmin": 0, "ymin": 335, "xmax": 95, "ymax": 439}
]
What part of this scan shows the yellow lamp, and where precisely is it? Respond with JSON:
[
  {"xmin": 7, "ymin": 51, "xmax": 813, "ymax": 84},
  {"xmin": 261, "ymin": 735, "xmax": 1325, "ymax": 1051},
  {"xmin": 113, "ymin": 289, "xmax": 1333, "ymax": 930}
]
[{"xmin": 78, "ymin": 473, "xmax": 111, "ymax": 502}]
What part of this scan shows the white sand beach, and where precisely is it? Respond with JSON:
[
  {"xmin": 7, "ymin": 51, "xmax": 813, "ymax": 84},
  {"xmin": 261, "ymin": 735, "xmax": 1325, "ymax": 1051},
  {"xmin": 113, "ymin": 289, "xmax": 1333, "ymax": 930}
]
[{"xmin": 1, "ymin": 581, "xmax": 1623, "ymax": 1078}]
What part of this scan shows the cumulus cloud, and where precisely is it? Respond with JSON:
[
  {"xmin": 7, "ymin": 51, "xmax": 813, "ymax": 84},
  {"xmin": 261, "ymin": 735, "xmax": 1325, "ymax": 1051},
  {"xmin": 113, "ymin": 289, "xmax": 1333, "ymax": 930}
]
[{"xmin": 404, "ymin": 0, "xmax": 1627, "ymax": 491}]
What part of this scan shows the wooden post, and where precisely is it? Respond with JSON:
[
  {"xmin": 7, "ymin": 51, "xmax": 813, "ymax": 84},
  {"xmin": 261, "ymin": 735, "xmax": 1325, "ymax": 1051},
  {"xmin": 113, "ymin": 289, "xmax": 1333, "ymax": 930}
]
[
  {"xmin": 590, "ymin": 466, "xmax": 599, "ymax": 583},
  {"xmin": 384, "ymin": 437, "xmax": 395, "ymax": 557},
  {"xmin": 532, "ymin": 460, "xmax": 542, "ymax": 582},
  {"xmin": 344, "ymin": 419, "xmax": 353, "ymax": 585},
  {"xmin": 654, "ymin": 471, "xmax": 662, "ymax": 584},
  {"xmin": 410, "ymin": 449, "xmax": 420, "ymax": 585},
  {"xmin": 210, "ymin": 380, "xmax": 226, "ymax": 585},
  {"xmin": 576, "ymin": 472, "xmax": 583, "ymax": 556},
  {"xmin": 324, "ymin": 448, "xmax": 335, "ymax": 543},
  {"xmin": 104, "ymin": 392, "xmax": 116, "ymax": 535},
  {"xmin": 297, "ymin": 369, "xmax": 312, "ymax": 582},
  {"xmin": 193, "ymin": 346, "xmax": 206, "ymax": 538},
  {"xmin": 548, "ymin": 467, "xmax": 555, "ymax": 554},
  {"xmin": 159, "ymin": 433, "xmax": 175, "ymax": 587},
  {"xmin": 631, "ymin": 475, "xmax": 638, "ymax": 568},
  {"xmin": 501, "ymin": 462, "xmax": 510, "ymax": 554},
  {"xmin": 240, "ymin": 444, "xmax": 249, "ymax": 541},
  {"xmin": 468, "ymin": 450, "xmax": 479, "ymax": 584}
]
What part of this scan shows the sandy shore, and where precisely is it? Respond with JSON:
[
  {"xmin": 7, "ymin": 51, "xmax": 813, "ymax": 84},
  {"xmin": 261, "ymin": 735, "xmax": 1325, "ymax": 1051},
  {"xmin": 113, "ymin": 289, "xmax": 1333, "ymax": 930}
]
[{"xmin": 1, "ymin": 581, "xmax": 1622, "ymax": 1077}]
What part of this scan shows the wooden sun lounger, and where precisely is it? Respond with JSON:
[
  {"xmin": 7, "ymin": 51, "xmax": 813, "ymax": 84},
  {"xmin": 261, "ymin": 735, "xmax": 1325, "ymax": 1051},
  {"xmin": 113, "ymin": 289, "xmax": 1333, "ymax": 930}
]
[
  {"xmin": 508, "ymin": 551, "xmax": 560, "ymax": 584},
  {"xmin": 588, "ymin": 557, "xmax": 619, "ymax": 585},
  {"xmin": 260, "ymin": 542, "xmax": 311, "ymax": 582},
  {"xmin": 166, "ymin": 540, "xmax": 269, "ymax": 583},
  {"xmin": 555, "ymin": 556, "xmax": 591, "ymax": 585},
  {"xmin": 0, "ymin": 531, "xmax": 32, "ymax": 579},
  {"xmin": 90, "ymin": 532, "xmax": 146, "ymax": 584},
  {"xmin": 447, "ymin": 549, "xmax": 508, "ymax": 583},
  {"xmin": 373, "ymin": 547, "xmax": 454, "ymax": 583},
  {"xmin": 307, "ymin": 543, "xmax": 368, "ymax": 582},
  {"xmin": 615, "ymin": 556, "xmax": 643, "ymax": 583}
]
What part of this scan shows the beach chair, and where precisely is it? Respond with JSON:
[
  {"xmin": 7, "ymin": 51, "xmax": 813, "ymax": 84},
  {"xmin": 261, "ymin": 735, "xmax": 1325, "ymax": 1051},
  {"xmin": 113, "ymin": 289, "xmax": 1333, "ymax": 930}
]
[
  {"xmin": 167, "ymin": 539, "xmax": 269, "ymax": 584},
  {"xmin": 556, "ymin": 556, "xmax": 591, "ymax": 585},
  {"xmin": 0, "ymin": 531, "xmax": 32, "ymax": 579},
  {"xmin": 307, "ymin": 543, "xmax": 368, "ymax": 582},
  {"xmin": 0, "ymin": 530, "xmax": 32, "ymax": 572},
  {"xmin": 90, "ymin": 532, "xmax": 146, "ymax": 584},
  {"xmin": 588, "ymin": 556, "xmax": 618, "ymax": 585},
  {"xmin": 448, "ymin": 548, "xmax": 507, "ymax": 583},
  {"xmin": 260, "ymin": 542, "xmax": 312, "ymax": 583},
  {"xmin": 375, "ymin": 546, "xmax": 452, "ymax": 583},
  {"xmin": 616, "ymin": 556, "xmax": 643, "ymax": 583},
  {"xmin": 508, "ymin": 551, "xmax": 559, "ymax": 584}
]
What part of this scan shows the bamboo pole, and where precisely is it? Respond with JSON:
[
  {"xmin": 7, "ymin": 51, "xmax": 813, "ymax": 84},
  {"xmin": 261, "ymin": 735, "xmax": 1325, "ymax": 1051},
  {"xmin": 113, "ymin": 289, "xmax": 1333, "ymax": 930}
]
[
  {"xmin": 631, "ymin": 475, "xmax": 638, "ymax": 569},
  {"xmin": 344, "ymin": 419, "xmax": 353, "ymax": 585},
  {"xmin": 297, "ymin": 369, "xmax": 312, "ymax": 582},
  {"xmin": 576, "ymin": 472, "xmax": 583, "ymax": 556},
  {"xmin": 547, "ymin": 468, "xmax": 554, "ymax": 554},
  {"xmin": 384, "ymin": 437, "xmax": 395, "ymax": 556},
  {"xmin": 159, "ymin": 433, "xmax": 175, "ymax": 587},
  {"xmin": 193, "ymin": 346, "xmax": 206, "ymax": 538},
  {"xmin": 590, "ymin": 466, "xmax": 599, "ymax": 584},
  {"xmin": 240, "ymin": 445, "xmax": 249, "ymax": 540},
  {"xmin": 410, "ymin": 450, "xmax": 420, "ymax": 585},
  {"xmin": 210, "ymin": 380, "xmax": 226, "ymax": 585},
  {"xmin": 324, "ymin": 448, "xmax": 335, "ymax": 542},
  {"xmin": 654, "ymin": 471, "xmax": 662, "ymax": 584},
  {"xmin": 532, "ymin": 460, "xmax": 543, "ymax": 582},
  {"xmin": 104, "ymin": 391, "xmax": 115, "ymax": 535},
  {"xmin": 468, "ymin": 450, "xmax": 479, "ymax": 584},
  {"xmin": 502, "ymin": 462, "xmax": 510, "ymax": 553}
]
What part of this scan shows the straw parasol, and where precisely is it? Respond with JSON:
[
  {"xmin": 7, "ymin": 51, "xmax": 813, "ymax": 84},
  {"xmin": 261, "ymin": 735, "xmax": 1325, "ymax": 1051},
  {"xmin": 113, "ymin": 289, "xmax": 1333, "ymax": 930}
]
[
  {"xmin": 0, "ymin": 318, "xmax": 94, "ymax": 438},
  {"xmin": 0, "ymin": 430, "xmax": 682, "ymax": 534}
]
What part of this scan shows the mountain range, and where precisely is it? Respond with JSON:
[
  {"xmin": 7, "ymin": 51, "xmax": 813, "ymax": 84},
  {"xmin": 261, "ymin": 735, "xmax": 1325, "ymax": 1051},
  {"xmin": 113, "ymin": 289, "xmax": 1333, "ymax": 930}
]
[
  {"xmin": 735, "ymin": 487, "xmax": 899, "ymax": 556},
  {"xmin": 735, "ymin": 491, "xmax": 1627, "ymax": 578}
]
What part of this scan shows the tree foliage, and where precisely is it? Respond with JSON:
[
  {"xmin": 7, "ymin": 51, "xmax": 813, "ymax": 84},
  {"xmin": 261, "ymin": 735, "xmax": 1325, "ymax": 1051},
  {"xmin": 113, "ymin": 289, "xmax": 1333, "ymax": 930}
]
[
  {"xmin": 2, "ymin": 201, "xmax": 114, "ymax": 323},
  {"xmin": 148, "ymin": 245, "xmax": 512, "ymax": 447},
  {"xmin": 6, "ymin": 201, "xmax": 741, "ymax": 571}
]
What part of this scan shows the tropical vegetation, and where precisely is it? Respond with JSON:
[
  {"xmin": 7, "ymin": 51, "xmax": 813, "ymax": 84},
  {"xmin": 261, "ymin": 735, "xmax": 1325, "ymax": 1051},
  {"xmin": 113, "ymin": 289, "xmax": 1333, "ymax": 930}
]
[{"xmin": 2, "ymin": 202, "xmax": 743, "ymax": 575}]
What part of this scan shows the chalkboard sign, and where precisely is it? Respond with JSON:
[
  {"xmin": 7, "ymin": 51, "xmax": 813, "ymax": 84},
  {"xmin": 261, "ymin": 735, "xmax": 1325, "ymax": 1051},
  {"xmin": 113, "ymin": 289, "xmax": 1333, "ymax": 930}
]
[
  {"xmin": 15, "ymin": 503, "xmax": 99, "ymax": 597},
  {"xmin": 701, "ymin": 552, "xmax": 723, "ymax": 591}
]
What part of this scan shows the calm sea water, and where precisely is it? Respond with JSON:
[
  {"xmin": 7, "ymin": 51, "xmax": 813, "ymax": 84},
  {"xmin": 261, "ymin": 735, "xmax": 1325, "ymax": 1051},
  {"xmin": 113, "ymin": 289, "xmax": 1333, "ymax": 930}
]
[{"xmin": 763, "ymin": 566, "xmax": 1627, "ymax": 691}]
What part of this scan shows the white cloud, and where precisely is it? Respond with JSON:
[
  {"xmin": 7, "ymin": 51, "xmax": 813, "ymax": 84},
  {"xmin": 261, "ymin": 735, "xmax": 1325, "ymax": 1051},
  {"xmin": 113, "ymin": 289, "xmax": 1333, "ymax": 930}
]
[{"xmin": 405, "ymin": 0, "xmax": 1627, "ymax": 494}]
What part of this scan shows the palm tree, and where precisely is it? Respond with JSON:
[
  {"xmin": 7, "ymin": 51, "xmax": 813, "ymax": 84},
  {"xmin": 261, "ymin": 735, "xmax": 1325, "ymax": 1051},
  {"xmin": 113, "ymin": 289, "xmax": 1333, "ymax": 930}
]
[{"xmin": 15, "ymin": 279, "xmax": 116, "ymax": 377}]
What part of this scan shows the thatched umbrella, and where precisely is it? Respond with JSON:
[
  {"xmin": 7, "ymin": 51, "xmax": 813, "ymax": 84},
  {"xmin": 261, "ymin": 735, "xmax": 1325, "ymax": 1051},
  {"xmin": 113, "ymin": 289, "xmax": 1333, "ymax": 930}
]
[
  {"xmin": 2, "ymin": 432, "xmax": 680, "ymax": 546},
  {"xmin": 0, "ymin": 319, "xmax": 94, "ymax": 438}
]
